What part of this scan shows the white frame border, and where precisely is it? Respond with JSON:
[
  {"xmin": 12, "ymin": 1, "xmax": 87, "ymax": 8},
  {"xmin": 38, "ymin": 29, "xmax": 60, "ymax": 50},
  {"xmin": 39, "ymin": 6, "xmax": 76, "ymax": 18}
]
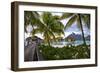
[{"xmin": 18, "ymin": 5, "xmax": 96, "ymax": 68}]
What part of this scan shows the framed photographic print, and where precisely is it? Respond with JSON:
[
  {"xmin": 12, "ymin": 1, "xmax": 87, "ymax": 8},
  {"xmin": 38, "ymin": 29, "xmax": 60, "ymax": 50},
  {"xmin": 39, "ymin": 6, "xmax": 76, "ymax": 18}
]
[{"xmin": 11, "ymin": 1, "xmax": 97, "ymax": 71}]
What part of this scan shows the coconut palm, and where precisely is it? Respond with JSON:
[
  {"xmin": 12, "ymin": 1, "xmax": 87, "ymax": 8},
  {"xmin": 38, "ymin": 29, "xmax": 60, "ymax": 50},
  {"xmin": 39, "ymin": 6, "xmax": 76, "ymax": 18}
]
[
  {"xmin": 24, "ymin": 11, "xmax": 64, "ymax": 46},
  {"xmin": 60, "ymin": 13, "xmax": 90, "ymax": 45},
  {"xmin": 24, "ymin": 11, "xmax": 46, "ymax": 34},
  {"xmin": 24, "ymin": 11, "xmax": 40, "ymax": 31},
  {"xmin": 41, "ymin": 12, "xmax": 64, "ymax": 46}
]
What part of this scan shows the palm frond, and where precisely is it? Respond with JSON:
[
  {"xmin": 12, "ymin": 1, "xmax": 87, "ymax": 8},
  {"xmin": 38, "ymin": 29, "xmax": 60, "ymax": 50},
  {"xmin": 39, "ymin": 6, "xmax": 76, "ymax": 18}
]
[
  {"xmin": 32, "ymin": 28, "xmax": 43, "ymax": 36},
  {"xmin": 77, "ymin": 15, "xmax": 81, "ymax": 29},
  {"xmin": 42, "ymin": 12, "xmax": 52, "ymax": 25},
  {"xmin": 24, "ymin": 11, "xmax": 41, "ymax": 32},
  {"xmin": 32, "ymin": 11, "xmax": 40, "ymax": 19},
  {"xmin": 60, "ymin": 13, "xmax": 74, "ymax": 20},
  {"xmin": 81, "ymin": 14, "xmax": 90, "ymax": 29},
  {"xmin": 53, "ymin": 15, "xmax": 61, "ymax": 20},
  {"xmin": 64, "ymin": 15, "xmax": 77, "ymax": 30}
]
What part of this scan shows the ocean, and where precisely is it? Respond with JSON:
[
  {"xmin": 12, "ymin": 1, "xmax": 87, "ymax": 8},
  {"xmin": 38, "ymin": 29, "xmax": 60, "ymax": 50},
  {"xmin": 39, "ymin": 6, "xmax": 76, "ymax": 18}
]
[{"xmin": 51, "ymin": 40, "xmax": 90, "ymax": 47}]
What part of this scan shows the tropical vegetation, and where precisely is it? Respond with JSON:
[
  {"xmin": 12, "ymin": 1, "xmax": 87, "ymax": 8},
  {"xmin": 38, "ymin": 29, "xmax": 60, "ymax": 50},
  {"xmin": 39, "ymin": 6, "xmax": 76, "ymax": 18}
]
[
  {"xmin": 39, "ymin": 44, "xmax": 90, "ymax": 60},
  {"xmin": 24, "ymin": 11, "xmax": 90, "ymax": 61},
  {"xmin": 60, "ymin": 13, "xmax": 90, "ymax": 45},
  {"xmin": 24, "ymin": 11, "xmax": 64, "ymax": 46}
]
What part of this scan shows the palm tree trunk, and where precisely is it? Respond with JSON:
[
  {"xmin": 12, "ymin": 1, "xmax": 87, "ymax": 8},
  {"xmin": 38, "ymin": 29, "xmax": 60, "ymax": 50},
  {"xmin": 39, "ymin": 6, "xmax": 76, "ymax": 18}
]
[
  {"xmin": 48, "ymin": 39, "xmax": 51, "ymax": 46},
  {"xmin": 78, "ymin": 14, "xmax": 87, "ymax": 45},
  {"xmin": 46, "ymin": 32, "xmax": 51, "ymax": 46},
  {"xmin": 47, "ymin": 35, "xmax": 51, "ymax": 46}
]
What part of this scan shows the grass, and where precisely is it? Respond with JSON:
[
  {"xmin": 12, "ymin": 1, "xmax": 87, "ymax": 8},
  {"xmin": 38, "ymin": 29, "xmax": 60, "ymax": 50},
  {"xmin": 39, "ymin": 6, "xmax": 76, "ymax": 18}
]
[{"xmin": 38, "ymin": 44, "xmax": 90, "ymax": 60}]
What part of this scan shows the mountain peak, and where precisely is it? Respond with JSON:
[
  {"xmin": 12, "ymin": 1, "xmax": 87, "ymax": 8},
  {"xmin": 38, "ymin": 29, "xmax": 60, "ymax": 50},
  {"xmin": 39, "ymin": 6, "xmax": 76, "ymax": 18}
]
[
  {"xmin": 65, "ymin": 33, "xmax": 82, "ymax": 40},
  {"xmin": 72, "ymin": 32, "xmax": 75, "ymax": 35}
]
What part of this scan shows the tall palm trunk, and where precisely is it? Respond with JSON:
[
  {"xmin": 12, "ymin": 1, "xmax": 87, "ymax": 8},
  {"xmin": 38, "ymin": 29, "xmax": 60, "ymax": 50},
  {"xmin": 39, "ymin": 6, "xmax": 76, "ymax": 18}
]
[
  {"xmin": 45, "ymin": 31, "xmax": 51, "ymax": 46},
  {"xmin": 47, "ymin": 34, "xmax": 51, "ymax": 46},
  {"xmin": 47, "ymin": 39, "xmax": 51, "ymax": 46},
  {"xmin": 78, "ymin": 14, "xmax": 86, "ymax": 45}
]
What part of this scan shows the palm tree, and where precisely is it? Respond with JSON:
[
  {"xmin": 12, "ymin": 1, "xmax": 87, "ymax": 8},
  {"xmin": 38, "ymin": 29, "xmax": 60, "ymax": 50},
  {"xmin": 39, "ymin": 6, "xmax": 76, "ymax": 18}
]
[
  {"xmin": 24, "ymin": 11, "xmax": 64, "ymax": 46},
  {"xmin": 40, "ymin": 12, "xmax": 64, "ymax": 46},
  {"xmin": 60, "ymin": 13, "xmax": 90, "ymax": 45},
  {"xmin": 24, "ymin": 11, "xmax": 40, "ymax": 31}
]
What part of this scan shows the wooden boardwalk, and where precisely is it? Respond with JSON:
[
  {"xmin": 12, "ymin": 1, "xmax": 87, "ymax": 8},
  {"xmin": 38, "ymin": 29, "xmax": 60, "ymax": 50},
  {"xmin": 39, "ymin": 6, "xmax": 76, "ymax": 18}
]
[{"xmin": 24, "ymin": 41, "xmax": 44, "ymax": 61}]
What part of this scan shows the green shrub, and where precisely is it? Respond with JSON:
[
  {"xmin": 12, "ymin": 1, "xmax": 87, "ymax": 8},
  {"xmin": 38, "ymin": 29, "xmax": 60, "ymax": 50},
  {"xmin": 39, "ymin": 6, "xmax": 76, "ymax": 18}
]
[{"xmin": 38, "ymin": 44, "xmax": 90, "ymax": 60}]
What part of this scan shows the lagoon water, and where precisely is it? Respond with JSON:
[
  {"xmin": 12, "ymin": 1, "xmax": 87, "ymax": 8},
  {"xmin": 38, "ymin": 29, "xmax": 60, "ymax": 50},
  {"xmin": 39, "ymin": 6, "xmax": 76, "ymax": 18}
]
[{"xmin": 51, "ymin": 40, "xmax": 90, "ymax": 47}]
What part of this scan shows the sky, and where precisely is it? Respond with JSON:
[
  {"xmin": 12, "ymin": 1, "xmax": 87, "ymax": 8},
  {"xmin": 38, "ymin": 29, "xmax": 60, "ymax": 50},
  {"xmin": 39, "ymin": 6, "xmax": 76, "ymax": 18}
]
[
  {"xmin": 60, "ymin": 19, "xmax": 90, "ymax": 38},
  {"xmin": 25, "ymin": 12, "xmax": 90, "ymax": 39}
]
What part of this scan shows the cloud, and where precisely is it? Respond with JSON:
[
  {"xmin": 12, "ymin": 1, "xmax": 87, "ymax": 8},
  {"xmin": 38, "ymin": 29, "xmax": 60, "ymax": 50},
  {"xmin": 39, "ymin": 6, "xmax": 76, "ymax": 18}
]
[{"xmin": 64, "ymin": 22, "xmax": 90, "ymax": 37}]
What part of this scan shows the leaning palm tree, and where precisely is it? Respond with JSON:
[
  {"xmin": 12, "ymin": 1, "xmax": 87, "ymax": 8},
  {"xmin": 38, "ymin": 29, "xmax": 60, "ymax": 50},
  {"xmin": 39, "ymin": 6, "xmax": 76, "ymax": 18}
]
[
  {"xmin": 60, "ymin": 13, "xmax": 90, "ymax": 45},
  {"xmin": 40, "ymin": 12, "xmax": 64, "ymax": 46},
  {"xmin": 24, "ymin": 11, "xmax": 54, "ymax": 45},
  {"xmin": 24, "ymin": 11, "xmax": 64, "ymax": 46},
  {"xmin": 24, "ymin": 11, "xmax": 44, "ymax": 33}
]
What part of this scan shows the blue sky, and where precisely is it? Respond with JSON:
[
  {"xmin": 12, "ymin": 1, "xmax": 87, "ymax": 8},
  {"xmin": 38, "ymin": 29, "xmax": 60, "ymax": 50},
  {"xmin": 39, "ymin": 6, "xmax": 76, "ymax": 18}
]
[{"xmin": 60, "ymin": 18, "xmax": 90, "ymax": 38}]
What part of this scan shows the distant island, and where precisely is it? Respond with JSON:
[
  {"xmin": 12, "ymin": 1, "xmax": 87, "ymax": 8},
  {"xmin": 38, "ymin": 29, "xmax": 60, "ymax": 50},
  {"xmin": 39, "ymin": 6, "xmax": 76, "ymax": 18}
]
[{"xmin": 64, "ymin": 33, "xmax": 90, "ymax": 41}]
